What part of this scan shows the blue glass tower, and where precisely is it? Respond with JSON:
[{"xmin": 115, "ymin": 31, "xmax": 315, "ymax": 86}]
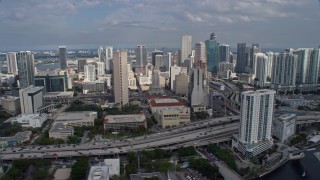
[{"xmin": 205, "ymin": 33, "xmax": 219, "ymax": 74}]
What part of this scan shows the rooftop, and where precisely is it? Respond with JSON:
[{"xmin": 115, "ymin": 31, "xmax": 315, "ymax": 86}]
[
  {"xmin": 149, "ymin": 98, "xmax": 184, "ymax": 107},
  {"xmin": 44, "ymin": 91, "xmax": 74, "ymax": 98},
  {"xmin": 0, "ymin": 96, "xmax": 19, "ymax": 101},
  {"xmin": 49, "ymin": 123, "xmax": 74, "ymax": 133},
  {"xmin": 88, "ymin": 165, "xmax": 109, "ymax": 180},
  {"xmin": 104, "ymin": 114, "xmax": 145, "ymax": 124},
  {"xmin": 278, "ymin": 114, "xmax": 297, "ymax": 121},
  {"xmin": 55, "ymin": 111, "xmax": 97, "ymax": 122},
  {"xmin": 21, "ymin": 86, "xmax": 44, "ymax": 94},
  {"xmin": 0, "ymin": 131, "xmax": 32, "ymax": 142},
  {"xmin": 4, "ymin": 113, "xmax": 47, "ymax": 123}
]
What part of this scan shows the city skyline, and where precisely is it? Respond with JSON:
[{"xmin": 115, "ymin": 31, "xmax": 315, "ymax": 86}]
[{"xmin": 0, "ymin": 0, "xmax": 319, "ymax": 51}]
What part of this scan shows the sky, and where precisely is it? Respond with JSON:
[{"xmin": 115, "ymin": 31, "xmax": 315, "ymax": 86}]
[{"xmin": 0, "ymin": 0, "xmax": 319, "ymax": 51}]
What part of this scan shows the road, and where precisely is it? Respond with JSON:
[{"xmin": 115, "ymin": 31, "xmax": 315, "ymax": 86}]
[{"xmin": 1, "ymin": 116, "xmax": 240, "ymax": 160}]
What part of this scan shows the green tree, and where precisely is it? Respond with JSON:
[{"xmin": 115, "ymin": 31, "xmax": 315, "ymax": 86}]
[{"xmin": 70, "ymin": 157, "xmax": 89, "ymax": 180}]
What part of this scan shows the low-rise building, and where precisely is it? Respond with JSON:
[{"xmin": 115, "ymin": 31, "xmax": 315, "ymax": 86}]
[
  {"xmin": 54, "ymin": 111, "xmax": 97, "ymax": 127},
  {"xmin": 192, "ymin": 105, "xmax": 206, "ymax": 113},
  {"xmin": 103, "ymin": 114, "xmax": 147, "ymax": 131},
  {"xmin": 43, "ymin": 91, "xmax": 74, "ymax": 105},
  {"xmin": 272, "ymin": 114, "xmax": 297, "ymax": 143},
  {"xmin": 87, "ymin": 159, "xmax": 120, "ymax": 180},
  {"xmin": 82, "ymin": 81, "xmax": 106, "ymax": 94},
  {"xmin": 49, "ymin": 123, "xmax": 74, "ymax": 140},
  {"xmin": 0, "ymin": 96, "xmax": 20, "ymax": 115},
  {"xmin": 7, "ymin": 113, "xmax": 48, "ymax": 128},
  {"xmin": 148, "ymin": 97, "xmax": 185, "ymax": 114},
  {"xmin": 159, "ymin": 107, "xmax": 190, "ymax": 128},
  {"xmin": 280, "ymin": 99, "xmax": 310, "ymax": 107},
  {"xmin": 0, "ymin": 131, "xmax": 32, "ymax": 149}
]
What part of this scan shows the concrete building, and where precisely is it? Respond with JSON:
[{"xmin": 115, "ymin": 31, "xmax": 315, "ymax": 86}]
[
  {"xmin": 43, "ymin": 91, "xmax": 74, "ymax": 105},
  {"xmin": 113, "ymin": 51, "xmax": 129, "ymax": 107},
  {"xmin": 170, "ymin": 65, "xmax": 181, "ymax": 91},
  {"xmin": 82, "ymin": 81, "xmax": 106, "ymax": 93},
  {"xmin": 0, "ymin": 131, "xmax": 32, "ymax": 148},
  {"xmin": 151, "ymin": 51, "xmax": 163, "ymax": 67},
  {"xmin": 103, "ymin": 114, "xmax": 147, "ymax": 131},
  {"xmin": 84, "ymin": 64, "xmax": 97, "ymax": 81},
  {"xmin": 254, "ymin": 53, "xmax": 270, "ymax": 87},
  {"xmin": 218, "ymin": 62, "xmax": 235, "ymax": 78},
  {"xmin": 49, "ymin": 123, "xmax": 74, "ymax": 140},
  {"xmin": 158, "ymin": 107, "xmax": 190, "ymax": 128},
  {"xmin": 235, "ymin": 43, "xmax": 250, "ymax": 73},
  {"xmin": 17, "ymin": 51, "xmax": 35, "ymax": 88},
  {"xmin": 272, "ymin": 114, "xmax": 297, "ymax": 143},
  {"xmin": 54, "ymin": 111, "xmax": 97, "ymax": 127},
  {"xmin": 232, "ymin": 89, "xmax": 275, "ymax": 158},
  {"xmin": 0, "ymin": 73, "xmax": 16, "ymax": 85},
  {"xmin": 127, "ymin": 64, "xmax": 137, "ymax": 90},
  {"xmin": 190, "ymin": 68, "xmax": 205, "ymax": 106},
  {"xmin": 271, "ymin": 52, "xmax": 298, "ymax": 92},
  {"xmin": 205, "ymin": 33, "xmax": 219, "ymax": 73},
  {"xmin": 97, "ymin": 74, "xmax": 112, "ymax": 88},
  {"xmin": 181, "ymin": 35, "xmax": 192, "ymax": 64},
  {"xmin": 195, "ymin": 42, "xmax": 206, "ymax": 65},
  {"xmin": 279, "ymin": 98, "xmax": 310, "ymax": 107},
  {"xmin": 6, "ymin": 52, "xmax": 18, "ymax": 75},
  {"xmin": 148, "ymin": 97, "xmax": 186, "ymax": 114},
  {"xmin": 295, "ymin": 48, "xmax": 320, "ymax": 92},
  {"xmin": 174, "ymin": 72, "xmax": 189, "ymax": 96},
  {"xmin": 96, "ymin": 62, "xmax": 105, "ymax": 75},
  {"xmin": 19, "ymin": 86, "xmax": 44, "ymax": 114},
  {"xmin": 8, "ymin": 113, "xmax": 48, "ymax": 128},
  {"xmin": 136, "ymin": 45, "xmax": 147, "ymax": 67},
  {"xmin": 0, "ymin": 96, "xmax": 20, "ymax": 115},
  {"xmin": 59, "ymin": 46, "xmax": 67, "ymax": 70},
  {"xmin": 105, "ymin": 46, "xmax": 113, "ymax": 72}
]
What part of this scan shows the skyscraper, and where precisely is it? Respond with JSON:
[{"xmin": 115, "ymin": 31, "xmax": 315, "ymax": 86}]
[
  {"xmin": 250, "ymin": 44, "xmax": 261, "ymax": 72},
  {"xmin": 233, "ymin": 89, "xmax": 275, "ymax": 158},
  {"xmin": 205, "ymin": 32, "xmax": 219, "ymax": 73},
  {"xmin": 195, "ymin": 42, "xmax": 206, "ymax": 66},
  {"xmin": 152, "ymin": 50, "xmax": 163, "ymax": 67},
  {"xmin": 84, "ymin": 64, "xmax": 96, "ymax": 81},
  {"xmin": 113, "ymin": 51, "xmax": 129, "ymax": 107},
  {"xmin": 17, "ymin": 51, "xmax": 35, "ymax": 88},
  {"xmin": 271, "ymin": 52, "xmax": 298, "ymax": 91},
  {"xmin": 190, "ymin": 68, "xmax": 205, "ymax": 106},
  {"xmin": 96, "ymin": 62, "xmax": 105, "ymax": 75},
  {"xmin": 6, "ymin": 52, "xmax": 18, "ymax": 75},
  {"xmin": 136, "ymin": 45, "xmax": 147, "ymax": 67},
  {"xmin": 253, "ymin": 53, "xmax": 269, "ymax": 87},
  {"xmin": 181, "ymin": 35, "xmax": 192, "ymax": 64},
  {"xmin": 77, "ymin": 59, "xmax": 88, "ymax": 73},
  {"xmin": 59, "ymin": 46, "xmax": 67, "ymax": 70},
  {"xmin": 218, "ymin": 44, "xmax": 230, "ymax": 62},
  {"xmin": 235, "ymin": 43, "xmax": 248, "ymax": 73},
  {"xmin": 295, "ymin": 48, "xmax": 320, "ymax": 91},
  {"xmin": 170, "ymin": 65, "xmax": 182, "ymax": 91},
  {"xmin": 105, "ymin": 46, "xmax": 113, "ymax": 72}
]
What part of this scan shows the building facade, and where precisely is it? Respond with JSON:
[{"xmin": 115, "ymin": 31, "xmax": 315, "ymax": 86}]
[
  {"xmin": 195, "ymin": 42, "xmax": 206, "ymax": 65},
  {"xmin": 6, "ymin": 52, "xmax": 18, "ymax": 75},
  {"xmin": 205, "ymin": 33, "xmax": 219, "ymax": 73},
  {"xmin": 17, "ymin": 51, "xmax": 35, "ymax": 88},
  {"xmin": 181, "ymin": 35, "xmax": 192, "ymax": 64},
  {"xmin": 84, "ymin": 64, "xmax": 97, "ymax": 81},
  {"xmin": 218, "ymin": 44, "xmax": 230, "ymax": 62},
  {"xmin": 59, "ymin": 46, "xmax": 67, "ymax": 70},
  {"xmin": 232, "ymin": 89, "xmax": 275, "ymax": 158},
  {"xmin": 190, "ymin": 68, "xmax": 205, "ymax": 106},
  {"xmin": 272, "ymin": 114, "xmax": 297, "ymax": 143},
  {"xmin": 19, "ymin": 86, "xmax": 44, "ymax": 114},
  {"xmin": 113, "ymin": 51, "xmax": 129, "ymax": 107},
  {"xmin": 136, "ymin": 45, "xmax": 147, "ymax": 67},
  {"xmin": 103, "ymin": 114, "xmax": 147, "ymax": 131}
]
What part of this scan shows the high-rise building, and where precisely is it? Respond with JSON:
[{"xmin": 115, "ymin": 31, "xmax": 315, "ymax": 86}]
[
  {"xmin": 170, "ymin": 65, "xmax": 182, "ymax": 91},
  {"xmin": 84, "ymin": 64, "xmax": 96, "ymax": 81},
  {"xmin": 295, "ymin": 48, "xmax": 320, "ymax": 91},
  {"xmin": 35, "ymin": 74, "xmax": 67, "ymax": 92},
  {"xmin": 17, "ymin": 51, "xmax": 35, "ymax": 88},
  {"xmin": 174, "ymin": 72, "xmax": 189, "ymax": 96},
  {"xmin": 155, "ymin": 54, "xmax": 163, "ymax": 69},
  {"xmin": 205, "ymin": 33, "xmax": 219, "ymax": 73},
  {"xmin": 113, "ymin": 51, "xmax": 129, "ymax": 107},
  {"xmin": 136, "ymin": 45, "xmax": 147, "ymax": 67},
  {"xmin": 233, "ymin": 89, "xmax": 275, "ymax": 158},
  {"xmin": 181, "ymin": 35, "xmax": 192, "ymax": 64},
  {"xmin": 6, "ymin": 52, "xmax": 18, "ymax": 75},
  {"xmin": 59, "ymin": 46, "xmax": 67, "ymax": 70},
  {"xmin": 250, "ymin": 44, "xmax": 261, "ymax": 72},
  {"xmin": 253, "ymin": 53, "xmax": 270, "ymax": 87},
  {"xmin": 218, "ymin": 44, "xmax": 230, "ymax": 62},
  {"xmin": 19, "ymin": 86, "xmax": 44, "ymax": 114},
  {"xmin": 271, "ymin": 52, "xmax": 298, "ymax": 91},
  {"xmin": 235, "ymin": 43, "xmax": 248, "ymax": 73},
  {"xmin": 96, "ymin": 62, "xmax": 105, "ymax": 75},
  {"xmin": 265, "ymin": 52, "xmax": 274, "ymax": 79},
  {"xmin": 152, "ymin": 50, "xmax": 163, "ymax": 67},
  {"xmin": 105, "ymin": 46, "xmax": 113, "ymax": 72},
  {"xmin": 98, "ymin": 46, "xmax": 106, "ymax": 63},
  {"xmin": 77, "ymin": 59, "xmax": 88, "ymax": 72},
  {"xmin": 195, "ymin": 42, "xmax": 206, "ymax": 66},
  {"xmin": 190, "ymin": 68, "xmax": 205, "ymax": 106}
]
